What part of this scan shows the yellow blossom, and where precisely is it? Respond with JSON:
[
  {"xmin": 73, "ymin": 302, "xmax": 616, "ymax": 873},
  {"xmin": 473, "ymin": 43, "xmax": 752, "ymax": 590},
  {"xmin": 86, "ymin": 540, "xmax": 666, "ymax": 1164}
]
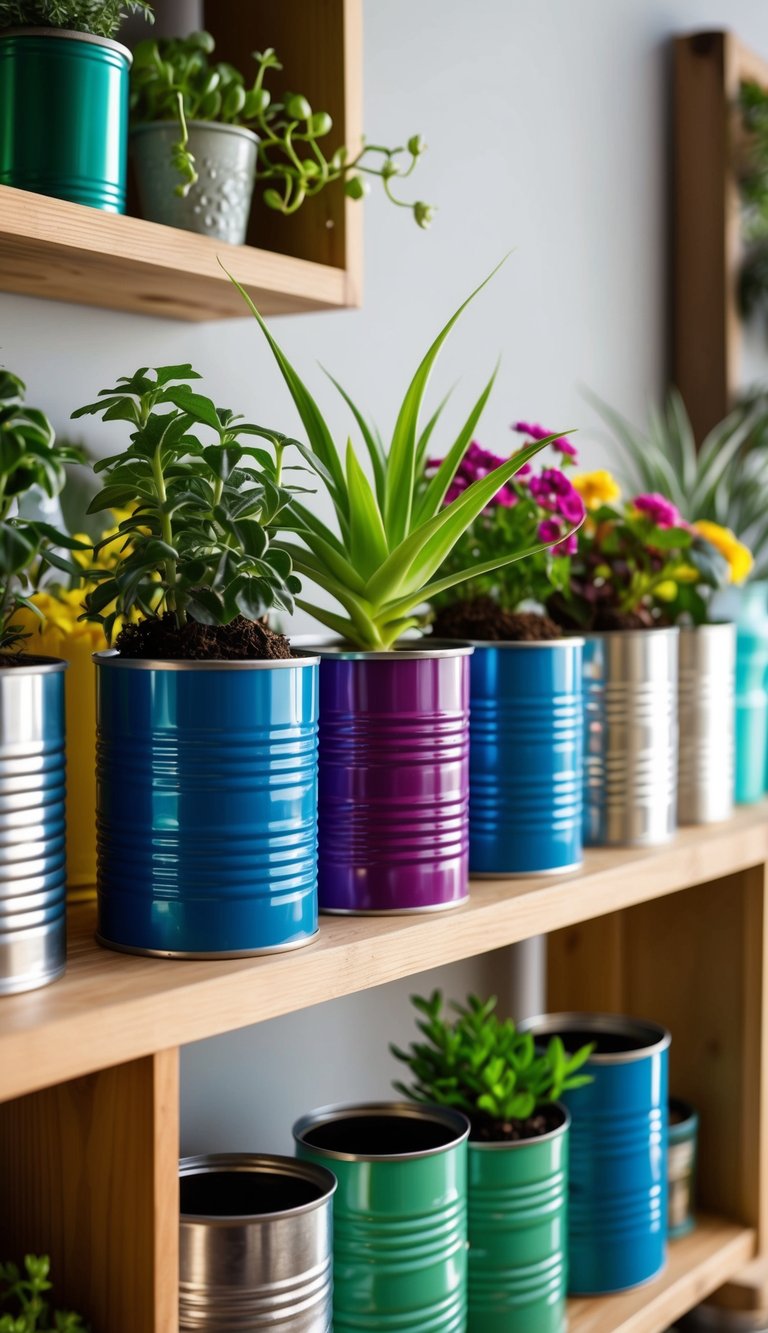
[
  {"xmin": 693, "ymin": 520, "xmax": 754, "ymax": 586},
  {"xmin": 571, "ymin": 470, "xmax": 622, "ymax": 510},
  {"xmin": 655, "ymin": 580, "xmax": 678, "ymax": 602}
]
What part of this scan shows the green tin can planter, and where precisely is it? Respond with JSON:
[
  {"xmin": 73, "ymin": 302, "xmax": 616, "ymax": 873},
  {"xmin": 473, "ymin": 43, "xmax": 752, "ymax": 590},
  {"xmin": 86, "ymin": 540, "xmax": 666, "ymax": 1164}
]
[
  {"xmin": 0, "ymin": 28, "xmax": 131, "ymax": 212},
  {"xmin": 668, "ymin": 1097, "xmax": 698, "ymax": 1240},
  {"xmin": 468, "ymin": 1106, "xmax": 570, "ymax": 1333},
  {"xmin": 294, "ymin": 1101, "xmax": 469, "ymax": 1332}
]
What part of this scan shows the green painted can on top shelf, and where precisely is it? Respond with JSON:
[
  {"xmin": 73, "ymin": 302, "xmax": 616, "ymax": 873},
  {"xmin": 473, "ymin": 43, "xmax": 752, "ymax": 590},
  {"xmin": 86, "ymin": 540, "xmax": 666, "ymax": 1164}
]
[
  {"xmin": 0, "ymin": 28, "xmax": 131, "ymax": 212},
  {"xmin": 468, "ymin": 1109, "xmax": 569, "ymax": 1333}
]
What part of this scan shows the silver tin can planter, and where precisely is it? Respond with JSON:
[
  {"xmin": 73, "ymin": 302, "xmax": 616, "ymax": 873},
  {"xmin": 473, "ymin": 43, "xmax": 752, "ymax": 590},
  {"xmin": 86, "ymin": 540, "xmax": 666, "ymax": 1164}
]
[
  {"xmin": 131, "ymin": 121, "xmax": 259, "ymax": 244},
  {"xmin": 179, "ymin": 1153, "xmax": 336, "ymax": 1332},
  {"xmin": 468, "ymin": 1107, "xmax": 570, "ymax": 1333},
  {"xmin": 520, "ymin": 1013, "xmax": 669, "ymax": 1295},
  {"xmin": 668, "ymin": 1097, "xmax": 698, "ymax": 1239},
  {"xmin": 583, "ymin": 627, "xmax": 679, "ymax": 846},
  {"xmin": 677, "ymin": 623, "xmax": 735, "ymax": 825},
  {"xmin": 295, "ymin": 1101, "xmax": 470, "ymax": 1332},
  {"xmin": 94, "ymin": 652, "xmax": 319, "ymax": 958},
  {"xmin": 0, "ymin": 657, "xmax": 67, "ymax": 995}
]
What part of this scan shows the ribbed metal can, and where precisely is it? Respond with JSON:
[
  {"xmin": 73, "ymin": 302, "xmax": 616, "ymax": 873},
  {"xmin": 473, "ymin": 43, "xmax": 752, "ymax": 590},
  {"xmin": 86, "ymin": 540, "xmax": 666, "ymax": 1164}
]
[
  {"xmin": 294, "ymin": 1101, "xmax": 469, "ymax": 1332},
  {"xmin": 132, "ymin": 121, "xmax": 259, "ymax": 244},
  {"xmin": 179, "ymin": 1153, "xmax": 336, "ymax": 1332},
  {"xmin": 0, "ymin": 28, "xmax": 131, "ymax": 211},
  {"xmin": 583, "ymin": 628, "xmax": 679, "ymax": 846},
  {"xmin": 468, "ymin": 1107, "xmax": 569, "ymax": 1333},
  {"xmin": 311, "ymin": 644, "xmax": 473, "ymax": 913},
  {"xmin": 0, "ymin": 657, "xmax": 67, "ymax": 995},
  {"xmin": 668, "ymin": 1097, "xmax": 698, "ymax": 1240},
  {"xmin": 519, "ymin": 1013, "xmax": 669, "ymax": 1295},
  {"xmin": 469, "ymin": 640, "xmax": 583, "ymax": 876},
  {"xmin": 94, "ymin": 652, "xmax": 319, "ymax": 958},
  {"xmin": 677, "ymin": 623, "xmax": 735, "ymax": 824}
]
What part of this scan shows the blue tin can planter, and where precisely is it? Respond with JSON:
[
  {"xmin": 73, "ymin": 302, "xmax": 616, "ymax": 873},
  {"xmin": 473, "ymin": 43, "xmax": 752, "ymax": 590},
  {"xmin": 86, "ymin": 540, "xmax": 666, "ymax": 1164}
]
[
  {"xmin": 519, "ymin": 1013, "xmax": 670, "ymax": 1295},
  {"xmin": 469, "ymin": 640, "xmax": 583, "ymax": 876},
  {"xmin": 94, "ymin": 652, "xmax": 319, "ymax": 958},
  {"xmin": 735, "ymin": 626, "xmax": 768, "ymax": 804}
]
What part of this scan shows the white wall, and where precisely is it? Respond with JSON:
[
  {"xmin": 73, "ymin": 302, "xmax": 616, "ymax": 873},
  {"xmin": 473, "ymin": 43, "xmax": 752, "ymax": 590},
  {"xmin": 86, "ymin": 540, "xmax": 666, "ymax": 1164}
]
[{"xmin": 4, "ymin": 0, "xmax": 768, "ymax": 1150}]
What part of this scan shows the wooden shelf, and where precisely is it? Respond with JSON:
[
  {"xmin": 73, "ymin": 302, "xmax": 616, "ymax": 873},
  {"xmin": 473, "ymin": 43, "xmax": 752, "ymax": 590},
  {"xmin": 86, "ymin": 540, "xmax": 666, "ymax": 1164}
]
[
  {"xmin": 569, "ymin": 1217, "xmax": 756, "ymax": 1332},
  {"xmin": 3, "ymin": 802, "xmax": 768, "ymax": 1105}
]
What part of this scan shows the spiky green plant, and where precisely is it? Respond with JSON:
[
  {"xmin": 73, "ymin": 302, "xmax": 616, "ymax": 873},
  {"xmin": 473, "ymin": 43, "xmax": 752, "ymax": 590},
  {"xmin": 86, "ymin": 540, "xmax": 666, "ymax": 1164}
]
[{"xmin": 228, "ymin": 262, "xmax": 579, "ymax": 649}]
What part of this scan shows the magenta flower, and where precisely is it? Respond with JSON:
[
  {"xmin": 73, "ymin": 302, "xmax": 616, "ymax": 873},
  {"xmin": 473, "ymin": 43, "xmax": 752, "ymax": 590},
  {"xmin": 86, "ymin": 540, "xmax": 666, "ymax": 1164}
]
[
  {"xmin": 538, "ymin": 518, "xmax": 562, "ymax": 544},
  {"xmin": 529, "ymin": 468, "xmax": 586, "ymax": 527},
  {"xmin": 512, "ymin": 420, "xmax": 578, "ymax": 461},
  {"xmin": 429, "ymin": 439, "xmax": 518, "ymax": 508},
  {"xmin": 633, "ymin": 492, "xmax": 683, "ymax": 530},
  {"xmin": 555, "ymin": 531, "xmax": 578, "ymax": 556}
]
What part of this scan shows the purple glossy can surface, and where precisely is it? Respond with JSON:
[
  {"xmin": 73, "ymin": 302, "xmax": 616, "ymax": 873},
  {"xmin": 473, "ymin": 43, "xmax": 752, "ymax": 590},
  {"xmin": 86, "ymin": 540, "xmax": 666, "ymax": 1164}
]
[{"xmin": 313, "ymin": 645, "xmax": 472, "ymax": 913}]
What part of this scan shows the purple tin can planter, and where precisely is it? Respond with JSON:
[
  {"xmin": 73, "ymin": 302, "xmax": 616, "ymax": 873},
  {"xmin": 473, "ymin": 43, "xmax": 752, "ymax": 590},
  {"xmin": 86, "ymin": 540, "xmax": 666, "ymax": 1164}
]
[{"xmin": 310, "ymin": 643, "xmax": 473, "ymax": 913}]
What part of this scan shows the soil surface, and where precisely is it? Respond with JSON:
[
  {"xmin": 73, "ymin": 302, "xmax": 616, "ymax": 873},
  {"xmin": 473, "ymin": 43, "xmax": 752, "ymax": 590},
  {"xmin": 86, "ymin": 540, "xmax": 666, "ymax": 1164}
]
[
  {"xmin": 547, "ymin": 592, "xmax": 658, "ymax": 633},
  {"xmin": 0, "ymin": 652, "xmax": 56, "ymax": 668},
  {"xmin": 470, "ymin": 1103, "xmax": 566, "ymax": 1144},
  {"xmin": 432, "ymin": 596, "xmax": 562, "ymax": 642},
  {"xmin": 114, "ymin": 614, "xmax": 292, "ymax": 661}
]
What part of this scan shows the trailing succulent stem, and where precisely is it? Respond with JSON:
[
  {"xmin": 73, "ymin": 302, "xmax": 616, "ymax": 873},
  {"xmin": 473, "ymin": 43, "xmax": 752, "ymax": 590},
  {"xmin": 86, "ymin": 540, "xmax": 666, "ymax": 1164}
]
[{"xmin": 0, "ymin": 1254, "xmax": 86, "ymax": 1331}]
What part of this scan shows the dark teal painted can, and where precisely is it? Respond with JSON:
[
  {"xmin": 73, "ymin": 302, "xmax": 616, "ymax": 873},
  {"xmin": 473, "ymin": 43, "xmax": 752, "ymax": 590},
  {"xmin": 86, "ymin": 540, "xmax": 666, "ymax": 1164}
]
[
  {"xmin": 0, "ymin": 28, "xmax": 131, "ymax": 211},
  {"xmin": 468, "ymin": 1107, "xmax": 569, "ymax": 1333},
  {"xmin": 295, "ymin": 1102, "xmax": 469, "ymax": 1332}
]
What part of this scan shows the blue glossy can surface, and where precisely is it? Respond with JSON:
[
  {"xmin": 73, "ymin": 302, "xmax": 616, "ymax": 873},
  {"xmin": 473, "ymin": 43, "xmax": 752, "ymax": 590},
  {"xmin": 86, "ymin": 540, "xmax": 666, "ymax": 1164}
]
[
  {"xmin": 469, "ymin": 640, "xmax": 583, "ymax": 876},
  {"xmin": 94, "ymin": 653, "xmax": 319, "ymax": 957},
  {"xmin": 520, "ymin": 1013, "xmax": 669, "ymax": 1295},
  {"xmin": 735, "ymin": 627, "xmax": 768, "ymax": 804}
]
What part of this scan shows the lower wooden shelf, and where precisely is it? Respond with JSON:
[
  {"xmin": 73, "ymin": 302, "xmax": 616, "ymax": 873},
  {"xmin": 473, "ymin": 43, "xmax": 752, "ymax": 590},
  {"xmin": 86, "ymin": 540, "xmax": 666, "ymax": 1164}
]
[{"xmin": 568, "ymin": 1217, "xmax": 756, "ymax": 1333}]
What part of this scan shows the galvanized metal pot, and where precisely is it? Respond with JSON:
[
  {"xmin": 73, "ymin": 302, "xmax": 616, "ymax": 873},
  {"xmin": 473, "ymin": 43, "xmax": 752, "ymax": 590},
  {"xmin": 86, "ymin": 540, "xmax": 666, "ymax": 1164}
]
[
  {"xmin": 311, "ymin": 644, "xmax": 473, "ymax": 914},
  {"xmin": 677, "ymin": 623, "xmax": 735, "ymax": 824},
  {"xmin": 0, "ymin": 657, "xmax": 67, "ymax": 995},
  {"xmin": 469, "ymin": 640, "xmax": 583, "ymax": 876},
  {"xmin": 131, "ymin": 121, "xmax": 259, "ymax": 244},
  {"xmin": 179, "ymin": 1153, "xmax": 336, "ymax": 1332},
  {"xmin": 583, "ymin": 628, "xmax": 679, "ymax": 846},
  {"xmin": 295, "ymin": 1101, "xmax": 469, "ymax": 1332},
  {"xmin": 668, "ymin": 1097, "xmax": 698, "ymax": 1240},
  {"xmin": 0, "ymin": 28, "xmax": 131, "ymax": 211},
  {"xmin": 519, "ymin": 1013, "xmax": 670, "ymax": 1295},
  {"xmin": 94, "ymin": 652, "xmax": 319, "ymax": 958},
  {"xmin": 468, "ymin": 1107, "xmax": 569, "ymax": 1333}
]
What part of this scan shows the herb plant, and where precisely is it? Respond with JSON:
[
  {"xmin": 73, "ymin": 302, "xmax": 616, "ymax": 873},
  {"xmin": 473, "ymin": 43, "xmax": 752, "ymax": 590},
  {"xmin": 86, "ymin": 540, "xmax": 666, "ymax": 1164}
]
[
  {"xmin": 0, "ymin": 0, "xmax": 152, "ymax": 38},
  {"xmin": 391, "ymin": 992, "xmax": 593, "ymax": 1129},
  {"xmin": 72, "ymin": 365, "xmax": 300, "ymax": 642},
  {"xmin": 230, "ymin": 263, "xmax": 580, "ymax": 650},
  {"xmin": 0, "ymin": 371, "xmax": 84, "ymax": 652},
  {"xmin": 131, "ymin": 32, "xmax": 433, "ymax": 226},
  {"xmin": 0, "ymin": 1254, "xmax": 85, "ymax": 1332}
]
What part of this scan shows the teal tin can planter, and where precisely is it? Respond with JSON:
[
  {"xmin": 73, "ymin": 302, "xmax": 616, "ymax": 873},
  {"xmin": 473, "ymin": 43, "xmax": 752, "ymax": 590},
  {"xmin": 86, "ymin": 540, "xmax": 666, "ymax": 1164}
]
[
  {"xmin": 94, "ymin": 651, "xmax": 319, "ymax": 958},
  {"xmin": 668, "ymin": 1097, "xmax": 698, "ymax": 1240},
  {"xmin": 520, "ymin": 1013, "xmax": 669, "ymax": 1295},
  {"xmin": 0, "ymin": 28, "xmax": 131, "ymax": 212},
  {"xmin": 294, "ymin": 1101, "xmax": 469, "ymax": 1332},
  {"xmin": 468, "ymin": 1106, "xmax": 570, "ymax": 1333},
  {"xmin": 469, "ymin": 640, "xmax": 583, "ymax": 877}
]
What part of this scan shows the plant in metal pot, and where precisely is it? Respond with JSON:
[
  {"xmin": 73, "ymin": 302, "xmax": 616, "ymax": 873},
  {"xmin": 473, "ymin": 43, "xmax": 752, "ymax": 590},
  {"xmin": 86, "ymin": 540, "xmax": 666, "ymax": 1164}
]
[
  {"xmin": 130, "ymin": 31, "xmax": 433, "ymax": 245},
  {"xmin": 229, "ymin": 260, "xmax": 578, "ymax": 913},
  {"xmin": 392, "ymin": 991, "xmax": 593, "ymax": 1333},
  {"xmin": 0, "ymin": 1, "xmax": 153, "ymax": 213},
  {"xmin": 0, "ymin": 1254, "xmax": 86, "ymax": 1331},
  {"xmin": 71, "ymin": 364, "xmax": 320, "ymax": 960}
]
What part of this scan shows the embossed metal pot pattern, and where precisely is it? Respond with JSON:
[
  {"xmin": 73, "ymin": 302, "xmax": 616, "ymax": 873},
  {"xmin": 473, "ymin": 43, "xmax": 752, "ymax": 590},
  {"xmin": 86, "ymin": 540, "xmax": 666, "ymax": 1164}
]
[
  {"xmin": 131, "ymin": 121, "xmax": 259, "ymax": 244},
  {"xmin": 677, "ymin": 623, "xmax": 735, "ymax": 824}
]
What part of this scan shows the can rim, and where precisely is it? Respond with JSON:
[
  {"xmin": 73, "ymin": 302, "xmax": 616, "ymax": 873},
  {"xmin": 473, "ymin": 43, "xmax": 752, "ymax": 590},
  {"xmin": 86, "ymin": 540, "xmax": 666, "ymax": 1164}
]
[
  {"xmin": 678, "ymin": 620, "xmax": 735, "ymax": 634},
  {"xmin": 292, "ymin": 636, "xmax": 474, "ymax": 661},
  {"xmin": 293, "ymin": 1100, "xmax": 471, "ymax": 1162},
  {"xmin": 518, "ymin": 1012, "xmax": 671, "ymax": 1063},
  {"xmin": 131, "ymin": 119, "xmax": 259, "ymax": 145},
  {"xmin": 583, "ymin": 626, "xmax": 680, "ymax": 641},
  {"xmin": 179, "ymin": 1153, "xmax": 337, "ymax": 1223},
  {"xmin": 0, "ymin": 26, "xmax": 132, "ymax": 60},
  {"xmin": 0, "ymin": 654, "xmax": 68, "ymax": 675},
  {"xmin": 92, "ymin": 648, "xmax": 319, "ymax": 671},
  {"xmin": 461, "ymin": 637, "xmax": 585, "ymax": 649},
  {"xmin": 468, "ymin": 1101, "xmax": 571, "ymax": 1150}
]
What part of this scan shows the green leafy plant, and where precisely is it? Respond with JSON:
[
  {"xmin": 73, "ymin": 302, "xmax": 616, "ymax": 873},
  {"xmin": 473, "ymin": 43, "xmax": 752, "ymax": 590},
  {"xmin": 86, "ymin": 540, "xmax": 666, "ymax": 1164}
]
[
  {"xmin": 72, "ymin": 365, "xmax": 301, "ymax": 641},
  {"xmin": 130, "ymin": 32, "xmax": 433, "ymax": 226},
  {"xmin": 229, "ymin": 261, "xmax": 580, "ymax": 650},
  {"xmin": 737, "ymin": 80, "xmax": 768, "ymax": 316},
  {"xmin": 0, "ymin": 0, "xmax": 152, "ymax": 38},
  {"xmin": 0, "ymin": 371, "xmax": 84, "ymax": 652},
  {"xmin": 0, "ymin": 1254, "xmax": 86, "ymax": 1332},
  {"xmin": 391, "ymin": 992, "xmax": 593, "ymax": 1128}
]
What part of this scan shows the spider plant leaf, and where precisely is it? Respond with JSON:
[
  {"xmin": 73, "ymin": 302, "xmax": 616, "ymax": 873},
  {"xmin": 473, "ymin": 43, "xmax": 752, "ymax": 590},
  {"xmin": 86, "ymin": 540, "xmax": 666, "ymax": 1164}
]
[
  {"xmin": 275, "ymin": 534, "xmax": 366, "ymax": 595},
  {"xmin": 346, "ymin": 440, "xmax": 389, "ymax": 579},
  {"xmin": 324, "ymin": 369, "xmax": 387, "ymax": 508},
  {"xmin": 283, "ymin": 501, "xmax": 347, "ymax": 558},
  {"xmin": 414, "ymin": 362, "xmax": 499, "ymax": 525},
  {"xmin": 296, "ymin": 597, "xmax": 374, "ymax": 646},
  {"xmin": 414, "ymin": 387, "xmax": 454, "ymax": 473}
]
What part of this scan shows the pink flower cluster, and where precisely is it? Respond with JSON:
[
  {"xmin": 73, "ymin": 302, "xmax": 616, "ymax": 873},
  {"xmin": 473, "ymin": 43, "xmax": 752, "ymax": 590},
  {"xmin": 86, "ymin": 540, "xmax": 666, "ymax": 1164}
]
[
  {"xmin": 437, "ymin": 441, "xmax": 519, "ymax": 507},
  {"xmin": 633, "ymin": 492, "xmax": 684, "ymax": 529},
  {"xmin": 513, "ymin": 420, "xmax": 578, "ymax": 459},
  {"xmin": 529, "ymin": 468, "xmax": 585, "ymax": 555}
]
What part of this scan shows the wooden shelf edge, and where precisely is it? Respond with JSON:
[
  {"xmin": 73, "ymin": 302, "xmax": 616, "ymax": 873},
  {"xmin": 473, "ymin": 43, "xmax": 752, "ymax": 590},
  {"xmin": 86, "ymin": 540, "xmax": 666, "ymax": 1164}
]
[{"xmin": 569, "ymin": 1216, "xmax": 756, "ymax": 1333}]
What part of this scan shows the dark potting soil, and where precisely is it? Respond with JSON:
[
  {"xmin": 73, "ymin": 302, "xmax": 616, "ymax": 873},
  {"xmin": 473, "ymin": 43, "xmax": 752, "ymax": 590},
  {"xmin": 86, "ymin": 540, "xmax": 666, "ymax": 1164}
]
[
  {"xmin": 470, "ymin": 1102, "xmax": 566, "ymax": 1144},
  {"xmin": 301, "ymin": 1113, "xmax": 459, "ymax": 1157},
  {"xmin": 0, "ymin": 653, "xmax": 56, "ymax": 668},
  {"xmin": 180, "ymin": 1169, "xmax": 323, "ymax": 1218},
  {"xmin": 114, "ymin": 614, "xmax": 292, "ymax": 661},
  {"xmin": 432, "ymin": 596, "xmax": 562, "ymax": 642},
  {"xmin": 547, "ymin": 592, "xmax": 659, "ymax": 634}
]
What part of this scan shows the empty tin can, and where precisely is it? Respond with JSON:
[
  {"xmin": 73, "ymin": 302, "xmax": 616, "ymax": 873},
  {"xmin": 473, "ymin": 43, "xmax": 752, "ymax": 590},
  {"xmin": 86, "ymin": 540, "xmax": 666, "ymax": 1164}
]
[
  {"xmin": 0, "ymin": 657, "xmax": 67, "ymax": 994},
  {"xmin": 132, "ymin": 121, "xmax": 259, "ymax": 244},
  {"xmin": 677, "ymin": 624, "xmax": 735, "ymax": 824},
  {"xmin": 179, "ymin": 1153, "xmax": 336, "ymax": 1332},
  {"xmin": 295, "ymin": 1101, "xmax": 469, "ymax": 1331}
]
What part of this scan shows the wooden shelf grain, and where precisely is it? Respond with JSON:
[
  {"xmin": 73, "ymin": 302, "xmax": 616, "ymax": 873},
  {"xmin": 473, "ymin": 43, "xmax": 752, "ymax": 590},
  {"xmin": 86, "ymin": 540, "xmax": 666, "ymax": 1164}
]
[
  {"xmin": 2, "ymin": 803, "xmax": 768, "ymax": 1104},
  {"xmin": 568, "ymin": 1216, "xmax": 755, "ymax": 1333}
]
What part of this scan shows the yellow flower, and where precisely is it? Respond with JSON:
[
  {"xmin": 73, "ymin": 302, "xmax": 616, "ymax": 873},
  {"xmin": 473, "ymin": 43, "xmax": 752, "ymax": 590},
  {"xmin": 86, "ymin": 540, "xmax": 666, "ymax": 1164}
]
[
  {"xmin": 571, "ymin": 470, "xmax": 621, "ymax": 510},
  {"xmin": 655, "ymin": 580, "xmax": 678, "ymax": 602},
  {"xmin": 693, "ymin": 520, "xmax": 754, "ymax": 586}
]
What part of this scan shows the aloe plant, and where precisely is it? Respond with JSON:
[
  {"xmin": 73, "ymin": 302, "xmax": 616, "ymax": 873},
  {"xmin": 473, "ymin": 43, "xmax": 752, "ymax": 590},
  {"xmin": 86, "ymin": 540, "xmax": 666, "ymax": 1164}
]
[{"xmin": 229, "ymin": 262, "xmax": 578, "ymax": 649}]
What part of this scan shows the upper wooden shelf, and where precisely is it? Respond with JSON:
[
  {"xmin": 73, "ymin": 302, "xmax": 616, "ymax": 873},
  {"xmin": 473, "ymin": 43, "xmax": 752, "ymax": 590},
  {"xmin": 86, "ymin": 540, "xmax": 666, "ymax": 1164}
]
[{"xmin": 3, "ymin": 802, "xmax": 768, "ymax": 1104}]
